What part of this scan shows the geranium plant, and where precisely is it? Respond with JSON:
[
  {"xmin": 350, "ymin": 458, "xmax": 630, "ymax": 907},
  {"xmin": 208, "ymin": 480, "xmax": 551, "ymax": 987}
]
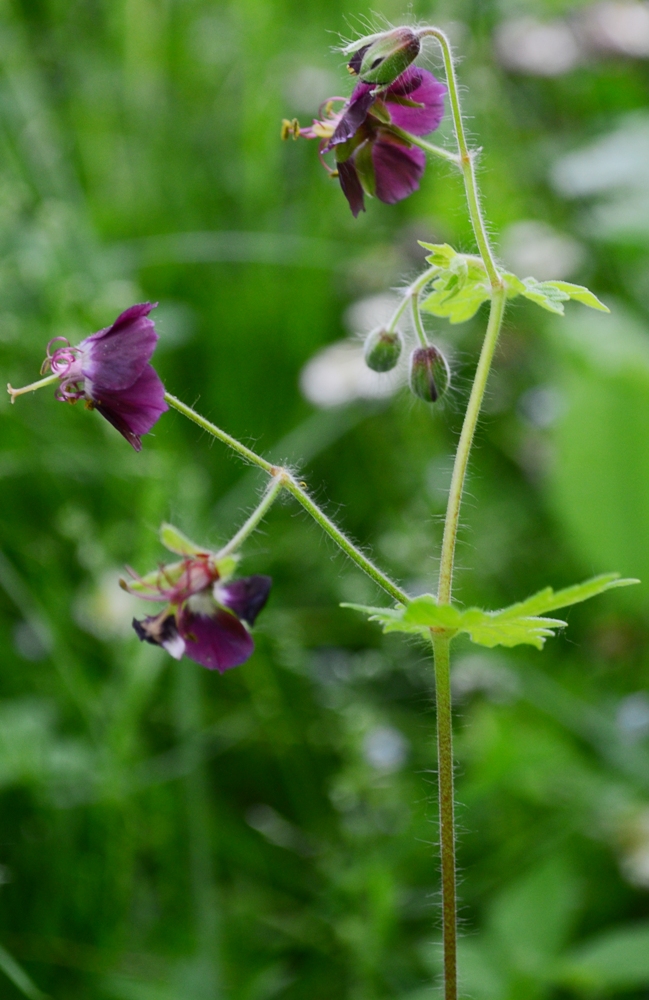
[{"xmin": 7, "ymin": 21, "xmax": 637, "ymax": 1000}]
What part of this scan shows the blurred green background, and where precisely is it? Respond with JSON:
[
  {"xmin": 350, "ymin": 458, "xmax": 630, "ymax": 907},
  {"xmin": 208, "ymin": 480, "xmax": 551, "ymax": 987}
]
[{"xmin": 1, "ymin": 0, "xmax": 649, "ymax": 997}]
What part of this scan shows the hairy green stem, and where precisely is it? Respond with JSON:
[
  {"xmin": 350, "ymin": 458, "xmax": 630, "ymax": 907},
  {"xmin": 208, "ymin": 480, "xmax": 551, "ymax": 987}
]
[
  {"xmin": 419, "ymin": 28, "xmax": 500, "ymax": 288},
  {"xmin": 165, "ymin": 393, "xmax": 407, "ymax": 603},
  {"xmin": 282, "ymin": 476, "xmax": 408, "ymax": 604},
  {"xmin": 216, "ymin": 477, "xmax": 284, "ymax": 559},
  {"xmin": 165, "ymin": 392, "xmax": 276, "ymax": 474},
  {"xmin": 410, "ymin": 289, "xmax": 429, "ymax": 348},
  {"xmin": 386, "ymin": 266, "xmax": 438, "ymax": 334},
  {"xmin": 437, "ymin": 288, "xmax": 507, "ymax": 603},
  {"xmin": 390, "ymin": 126, "xmax": 460, "ymax": 166},
  {"xmin": 414, "ymin": 26, "xmax": 507, "ymax": 1000},
  {"xmin": 431, "ymin": 633, "xmax": 457, "ymax": 1000}
]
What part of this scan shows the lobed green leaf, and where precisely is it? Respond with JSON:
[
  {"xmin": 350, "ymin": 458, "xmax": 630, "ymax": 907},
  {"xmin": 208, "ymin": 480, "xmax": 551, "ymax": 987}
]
[
  {"xmin": 415, "ymin": 243, "xmax": 609, "ymax": 324},
  {"xmin": 343, "ymin": 573, "xmax": 638, "ymax": 650}
]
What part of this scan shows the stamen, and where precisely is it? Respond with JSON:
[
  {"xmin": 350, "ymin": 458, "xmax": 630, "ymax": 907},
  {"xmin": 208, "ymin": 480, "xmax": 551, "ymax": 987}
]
[{"xmin": 7, "ymin": 372, "xmax": 60, "ymax": 404}]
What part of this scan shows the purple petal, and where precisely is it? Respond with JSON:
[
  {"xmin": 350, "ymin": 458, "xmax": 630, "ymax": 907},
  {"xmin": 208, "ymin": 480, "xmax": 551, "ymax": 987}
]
[
  {"xmin": 133, "ymin": 613, "xmax": 186, "ymax": 659},
  {"xmin": 178, "ymin": 608, "xmax": 254, "ymax": 672},
  {"xmin": 337, "ymin": 159, "xmax": 366, "ymax": 217},
  {"xmin": 372, "ymin": 138, "xmax": 426, "ymax": 204},
  {"xmin": 347, "ymin": 44, "xmax": 370, "ymax": 76},
  {"xmin": 93, "ymin": 363, "xmax": 168, "ymax": 451},
  {"xmin": 327, "ymin": 83, "xmax": 374, "ymax": 148},
  {"xmin": 81, "ymin": 302, "xmax": 159, "ymax": 390},
  {"xmin": 385, "ymin": 68, "xmax": 446, "ymax": 136},
  {"xmin": 216, "ymin": 575, "xmax": 272, "ymax": 625}
]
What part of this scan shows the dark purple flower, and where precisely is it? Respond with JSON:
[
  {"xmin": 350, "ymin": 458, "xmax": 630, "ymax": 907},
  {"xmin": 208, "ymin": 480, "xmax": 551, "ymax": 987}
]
[
  {"xmin": 288, "ymin": 67, "xmax": 446, "ymax": 216},
  {"xmin": 8, "ymin": 303, "xmax": 167, "ymax": 450},
  {"xmin": 125, "ymin": 544, "xmax": 272, "ymax": 673}
]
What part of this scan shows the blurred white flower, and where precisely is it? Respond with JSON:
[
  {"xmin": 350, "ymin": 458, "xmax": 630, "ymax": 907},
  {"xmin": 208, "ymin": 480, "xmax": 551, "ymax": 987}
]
[
  {"xmin": 551, "ymin": 115, "xmax": 649, "ymax": 197},
  {"xmin": 618, "ymin": 807, "xmax": 649, "ymax": 887},
  {"xmin": 74, "ymin": 569, "xmax": 140, "ymax": 641},
  {"xmin": 518, "ymin": 385, "xmax": 564, "ymax": 429},
  {"xmin": 494, "ymin": 17, "xmax": 582, "ymax": 76},
  {"xmin": 284, "ymin": 66, "xmax": 338, "ymax": 114},
  {"xmin": 617, "ymin": 692, "xmax": 649, "ymax": 742},
  {"xmin": 578, "ymin": 1, "xmax": 649, "ymax": 57},
  {"xmin": 300, "ymin": 339, "xmax": 404, "ymax": 407},
  {"xmin": 500, "ymin": 220, "xmax": 586, "ymax": 281},
  {"xmin": 343, "ymin": 292, "xmax": 401, "ymax": 336},
  {"xmin": 363, "ymin": 725, "xmax": 409, "ymax": 772}
]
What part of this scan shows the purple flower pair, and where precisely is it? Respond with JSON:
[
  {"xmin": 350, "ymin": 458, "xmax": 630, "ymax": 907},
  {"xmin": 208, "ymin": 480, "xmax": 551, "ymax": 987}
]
[
  {"xmin": 8, "ymin": 303, "xmax": 167, "ymax": 451},
  {"xmin": 123, "ymin": 525, "xmax": 271, "ymax": 672},
  {"xmin": 289, "ymin": 66, "xmax": 446, "ymax": 216}
]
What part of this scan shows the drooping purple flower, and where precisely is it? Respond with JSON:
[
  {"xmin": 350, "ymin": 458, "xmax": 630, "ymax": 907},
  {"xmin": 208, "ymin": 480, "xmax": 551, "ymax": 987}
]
[
  {"xmin": 124, "ymin": 538, "xmax": 272, "ymax": 673},
  {"xmin": 7, "ymin": 303, "xmax": 168, "ymax": 451},
  {"xmin": 285, "ymin": 66, "xmax": 446, "ymax": 216}
]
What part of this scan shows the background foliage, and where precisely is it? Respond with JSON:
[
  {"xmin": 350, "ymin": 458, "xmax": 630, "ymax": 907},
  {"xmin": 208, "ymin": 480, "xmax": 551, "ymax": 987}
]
[{"xmin": 0, "ymin": 0, "xmax": 648, "ymax": 997}]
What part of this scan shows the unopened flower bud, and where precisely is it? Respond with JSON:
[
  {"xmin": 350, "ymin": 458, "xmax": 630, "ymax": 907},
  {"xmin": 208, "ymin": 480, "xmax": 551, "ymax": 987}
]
[
  {"xmin": 409, "ymin": 345, "xmax": 450, "ymax": 403},
  {"xmin": 353, "ymin": 28, "xmax": 421, "ymax": 85},
  {"xmin": 364, "ymin": 327, "xmax": 403, "ymax": 372}
]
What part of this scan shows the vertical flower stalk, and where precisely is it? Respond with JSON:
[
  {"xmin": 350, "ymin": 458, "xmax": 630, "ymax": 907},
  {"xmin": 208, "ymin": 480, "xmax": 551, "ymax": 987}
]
[{"xmin": 418, "ymin": 28, "xmax": 505, "ymax": 1000}]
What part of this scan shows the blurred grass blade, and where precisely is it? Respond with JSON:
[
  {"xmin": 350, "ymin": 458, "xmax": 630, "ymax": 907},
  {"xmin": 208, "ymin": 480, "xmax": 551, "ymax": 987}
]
[{"xmin": 0, "ymin": 943, "xmax": 48, "ymax": 1000}]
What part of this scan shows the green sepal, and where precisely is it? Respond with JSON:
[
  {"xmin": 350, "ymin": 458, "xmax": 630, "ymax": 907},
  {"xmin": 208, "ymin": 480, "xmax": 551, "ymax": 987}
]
[
  {"xmin": 214, "ymin": 554, "xmax": 238, "ymax": 582},
  {"xmin": 343, "ymin": 573, "xmax": 639, "ymax": 651},
  {"xmin": 121, "ymin": 559, "xmax": 187, "ymax": 596},
  {"xmin": 160, "ymin": 523, "xmax": 207, "ymax": 556}
]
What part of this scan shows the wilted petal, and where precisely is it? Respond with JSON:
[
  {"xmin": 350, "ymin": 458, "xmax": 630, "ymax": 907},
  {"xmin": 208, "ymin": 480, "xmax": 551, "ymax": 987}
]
[
  {"xmin": 386, "ymin": 68, "xmax": 446, "ymax": 136},
  {"xmin": 216, "ymin": 574, "xmax": 272, "ymax": 625},
  {"xmin": 178, "ymin": 608, "xmax": 254, "ymax": 672},
  {"xmin": 327, "ymin": 82, "xmax": 375, "ymax": 148},
  {"xmin": 337, "ymin": 159, "xmax": 366, "ymax": 217},
  {"xmin": 133, "ymin": 613, "xmax": 186, "ymax": 659},
  {"xmin": 93, "ymin": 363, "xmax": 168, "ymax": 451},
  {"xmin": 81, "ymin": 303, "xmax": 158, "ymax": 390},
  {"xmin": 372, "ymin": 138, "xmax": 425, "ymax": 204}
]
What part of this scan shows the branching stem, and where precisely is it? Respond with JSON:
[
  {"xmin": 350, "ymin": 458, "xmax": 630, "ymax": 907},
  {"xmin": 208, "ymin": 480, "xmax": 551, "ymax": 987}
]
[
  {"xmin": 164, "ymin": 393, "xmax": 408, "ymax": 604},
  {"xmin": 216, "ymin": 477, "xmax": 284, "ymax": 559}
]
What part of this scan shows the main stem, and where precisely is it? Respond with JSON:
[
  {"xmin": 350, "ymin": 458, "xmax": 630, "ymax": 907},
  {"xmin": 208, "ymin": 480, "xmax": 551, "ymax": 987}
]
[
  {"xmin": 431, "ymin": 633, "xmax": 456, "ymax": 998},
  {"xmin": 437, "ymin": 288, "xmax": 506, "ymax": 603},
  {"xmin": 417, "ymin": 27, "xmax": 506, "ymax": 1000}
]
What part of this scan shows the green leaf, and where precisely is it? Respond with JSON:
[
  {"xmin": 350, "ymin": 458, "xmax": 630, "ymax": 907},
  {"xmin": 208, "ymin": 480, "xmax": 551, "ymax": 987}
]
[
  {"xmin": 519, "ymin": 277, "xmax": 571, "ymax": 314},
  {"xmin": 519, "ymin": 278, "xmax": 610, "ymax": 315},
  {"xmin": 415, "ymin": 243, "xmax": 609, "ymax": 324},
  {"xmin": 419, "ymin": 246, "xmax": 491, "ymax": 324},
  {"xmin": 542, "ymin": 280, "xmax": 609, "ymax": 312},
  {"xmin": 343, "ymin": 574, "xmax": 638, "ymax": 650},
  {"xmin": 159, "ymin": 523, "xmax": 206, "ymax": 557}
]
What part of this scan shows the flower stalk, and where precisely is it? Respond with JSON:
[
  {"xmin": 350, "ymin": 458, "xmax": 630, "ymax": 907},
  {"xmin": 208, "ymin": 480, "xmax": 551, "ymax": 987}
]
[
  {"xmin": 418, "ymin": 26, "xmax": 505, "ymax": 1000},
  {"xmin": 164, "ymin": 393, "xmax": 408, "ymax": 605}
]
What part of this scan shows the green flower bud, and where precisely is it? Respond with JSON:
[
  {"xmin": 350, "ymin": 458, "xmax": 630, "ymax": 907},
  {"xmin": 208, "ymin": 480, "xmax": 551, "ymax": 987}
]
[
  {"xmin": 355, "ymin": 28, "xmax": 421, "ymax": 86},
  {"xmin": 409, "ymin": 345, "xmax": 450, "ymax": 403},
  {"xmin": 363, "ymin": 327, "xmax": 403, "ymax": 372}
]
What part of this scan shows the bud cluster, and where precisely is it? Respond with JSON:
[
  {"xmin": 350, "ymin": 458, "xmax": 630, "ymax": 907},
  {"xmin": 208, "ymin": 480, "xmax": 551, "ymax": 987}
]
[{"xmin": 361, "ymin": 320, "xmax": 450, "ymax": 405}]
